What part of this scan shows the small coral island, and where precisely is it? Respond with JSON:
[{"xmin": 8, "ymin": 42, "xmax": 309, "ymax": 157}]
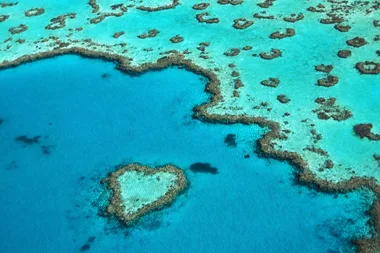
[{"xmin": 101, "ymin": 163, "xmax": 187, "ymax": 225}]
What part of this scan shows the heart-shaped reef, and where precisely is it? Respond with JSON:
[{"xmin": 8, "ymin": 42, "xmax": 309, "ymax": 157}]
[{"xmin": 101, "ymin": 163, "xmax": 187, "ymax": 225}]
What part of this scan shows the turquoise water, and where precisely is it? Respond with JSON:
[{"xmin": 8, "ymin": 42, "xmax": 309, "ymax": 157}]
[
  {"xmin": 1, "ymin": 0, "xmax": 379, "ymax": 187},
  {"xmin": 0, "ymin": 55, "xmax": 374, "ymax": 253}
]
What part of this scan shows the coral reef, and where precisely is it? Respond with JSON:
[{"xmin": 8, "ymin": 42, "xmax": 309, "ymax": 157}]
[
  {"xmin": 0, "ymin": 14, "xmax": 9, "ymax": 22},
  {"xmin": 277, "ymin": 94, "xmax": 290, "ymax": 104},
  {"xmin": 313, "ymin": 98, "xmax": 352, "ymax": 121},
  {"xmin": 338, "ymin": 49, "xmax": 351, "ymax": 58},
  {"xmin": 315, "ymin": 64, "xmax": 334, "ymax": 73},
  {"xmin": 170, "ymin": 35, "xmax": 184, "ymax": 43},
  {"xmin": 346, "ymin": 37, "xmax": 367, "ymax": 48},
  {"xmin": 269, "ymin": 28, "xmax": 295, "ymax": 39},
  {"xmin": 46, "ymin": 13, "xmax": 76, "ymax": 30},
  {"xmin": 259, "ymin": 49, "xmax": 282, "ymax": 60},
  {"xmin": 355, "ymin": 61, "xmax": 380, "ymax": 75},
  {"xmin": 317, "ymin": 75, "xmax": 339, "ymax": 87},
  {"xmin": 192, "ymin": 3, "xmax": 210, "ymax": 10},
  {"xmin": 224, "ymin": 48, "xmax": 240, "ymax": 56},
  {"xmin": 138, "ymin": 29, "xmax": 160, "ymax": 39},
  {"xmin": 137, "ymin": 0, "xmax": 179, "ymax": 12},
  {"xmin": 233, "ymin": 18, "xmax": 254, "ymax": 29},
  {"xmin": 113, "ymin": 32, "xmax": 125, "ymax": 39},
  {"xmin": 9, "ymin": 24, "xmax": 28, "ymax": 34},
  {"xmin": 353, "ymin": 124, "xmax": 380, "ymax": 141},
  {"xmin": 195, "ymin": 12, "xmax": 220, "ymax": 23},
  {"xmin": 25, "ymin": 8, "xmax": 45, "ymax": 17},
  {"xmin": 101, "ymin": 163, "xmax": 187, "ymax": 225},
  {"xmin": 283, "ymin": 13, "xmax": 304, "ymax": 23},
  {"xmin": 261, "ymin": 77, "xmax": 280, "ymax": 87}
]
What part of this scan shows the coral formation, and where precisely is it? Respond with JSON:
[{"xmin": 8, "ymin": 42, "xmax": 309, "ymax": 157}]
[
  {"xmin": 192, "ymin": 3, "xmax": 210, "ymax": 10},
  {"xmin": 338, "ymin": 49, "xmax": 351, "ymax": 58},
  {"xmin": 317, "ymin": 75, "xmax": 339, "ymax": 87},
  {"xmin": 346, "ymin": 37, "xmax": 367, "ymax": 48},
  {"xmin": 233, "ymin": 18, "xmax": 254, "ymax": 29},
  {"xmin": 170, "ymin": 35, "xmax": 184, "ymax": 43},
  {"xmin": 195, "ymin": 12, "xmax": 220, "ymax": 23},
  {"xmin": 138, "ymin": 29, "xmax": 160, "ymax": 39},
  {"xmin": 277, "ymin": 95, "xmax": 290, "ymax": 104},
  {"xmin": 353, "ymin": 124, "xmax": 380, "ymax": 141},
  {"xmin": 0, "ymin": 14, "xmax": 9, "ymax": 22},
  {"xmin": 269, "ymin": 28, "xmax": 295, "ymax": 39},
  {"xmin": 46, "ymin": 13, "xmax": 76, "ymax": 30},
  {"xmin": 9, "ymin": 24, "xmax": 28, "ymax": 34},
  {"xmin": 315, "ymin": 64, "xmax": 334, "ymax": 73},
  {"xmin": 101, "ymin": 163, "xmax": 187, "ymax": 225},
  {"xmin": 113, "ymin": 32, "xmax": 125, "ymax": 39},
  {"xmin": 259, "ymin": 49, "xmax": 282, "ymax": 60},
  {"xmin": 261, "ymin": 77, "xmax": 280, "ymax": 87},
  {"xmin": 25, "ymin": 8, "xmax": 44, "ymax": 17},
  {"xmin": 313, "ymin": 98, "xmax": 352, "ymax": 121},
  {"xmin": 355, "ymin": 61, "xmax": 380, "ymax": 75},
  {"xmin": 283, "ymin": 13, "xmax": 304, "ymax": 23}
]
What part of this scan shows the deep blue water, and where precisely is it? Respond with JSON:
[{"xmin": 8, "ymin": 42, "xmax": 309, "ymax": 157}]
[{"xmin": 0, "ymin": 55, "xmax": 373, "ymax": 253}]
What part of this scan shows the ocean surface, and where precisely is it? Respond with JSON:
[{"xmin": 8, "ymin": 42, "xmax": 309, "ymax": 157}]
[{"xmin": 0, "ymin": 55, "xmax": 374, "ymax": 253}]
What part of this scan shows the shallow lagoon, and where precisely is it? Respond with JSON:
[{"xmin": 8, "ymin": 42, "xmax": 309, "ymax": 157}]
[{"xmin": 0, "ymin": 55, "xmax": 374, "ymax": 253}]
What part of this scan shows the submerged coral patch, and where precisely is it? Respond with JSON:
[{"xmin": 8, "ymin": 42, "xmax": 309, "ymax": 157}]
[
  {"xmin": 283, "ymin": 13, "xmax": 304, "ymax": 23},
  {"xmin": 0, "ymin": 14, "xmax": 9, "ymax": 23},
  {"xmin": 0, "ymin": 2, "xmax": 18, "ymax": 8},
  {"xmin": 25, "ymin": 8, "xmax": 44, "ymax": 17},
  {"xmin": 192, "ymin": 3, "xmax": 210, "ymax": 10},
  {"xmin": 334, "ymin": 24, "xmax": 351, "ymax": 32},
  {"xmin": 313, "ymin": 98, "xmax": 352, "ymax": 121},
  {"xmin": 353, "ymin": 124, "xmax": 380, "ymax": 141},
  {"xmin": 113, "ymin": 32, "xmax": 125, "ymax": 39},
  {"xmin": 9, "ymin": 24, "xmax": 28, "ymax": 34},
  {"xmin": 224, "ymin": 48, "xmax": 240, "ymax": 56},
  {"xmin": 317, "ymin": 75, "xmax": 339, "ymax": 87},
  {"xmin": 277, "ymin": 94, "xmax": 290, "ymax": 104},
  {"xmin": 257, "ymin": 0, "xmax": 275, "ymax": 8},
  {"xmin": 224, "ymin": 133, "xmax": 237, "ymax": 147},
  {"xmin": 138, "ymin": 29, "xmax": 160, "ymax": 39},
  {"xmin": 307, "ymin": 4, "xmax": 325, "ymax": 13},
  {"xmin": 346, "ymin": 37, "xmax": 367, "ymax": 48},
  {"xmin": 170, "ymin": 35, "xmax": 184, "ymax": 43},
  {"xmin": 315, "ymin": 64, "xmax": 334, "ymax": 73},
  {"xmin": 254, "ymin": 12, "xmax": 274, "ymax": 19},
  {"xmin": 259, "ymin": 49, "xmax": 282, "ymax": 60},
  {"xmin": 15, "ymin": 135, "xmax": 41, "ymax": 145},
  {"xmin": 195, "ymin": 12, "xmax": 220, "ymax": 23},
  {"xmin": 45, "ymin": 13, "xmax": 76, "ymax": 30},
  {"xmin": 190, "ymin": 162, "xmax": 219, "ymax": 174},
  {"xmin": 233, "ymin": 18, "xmax": 253, "ymax": 29},
  {"xmin": 89, "ymin": 5, "xmax": 127, "ymax": 25},
  {"xmin": 261, "ymin": 77, "xmax": 280, "ymax": 87},
  {"xmin": 269, "ymin": 28, "xmax": 295, "ymax": 39},
  {"xmin": 355, "ymin": 61, "xmax": 380, "ymax": 75},
  {"xmin": 338, "ymin": 49, "xmax": 351, "ymax": 58},
  {"xmin": 217, "ymin": 0, "xmax": 243, "ymax": 5},
  {"xmin": 136, "ymin": 0, "xmax": 179, "ymax": 12}
]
